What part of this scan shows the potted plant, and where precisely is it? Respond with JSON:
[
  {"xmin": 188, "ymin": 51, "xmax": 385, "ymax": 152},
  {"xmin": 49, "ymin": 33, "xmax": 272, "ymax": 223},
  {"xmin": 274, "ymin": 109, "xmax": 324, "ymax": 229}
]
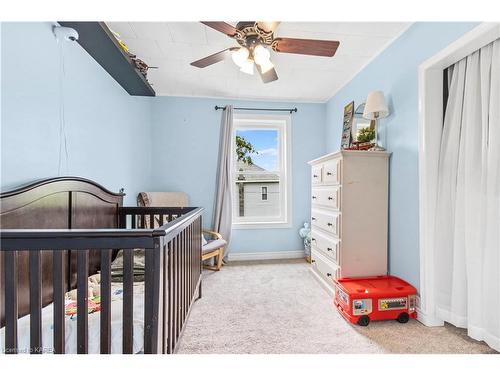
[{"xmin": 356, "ymin": 127, "xmax": 375, "ymax": 143}]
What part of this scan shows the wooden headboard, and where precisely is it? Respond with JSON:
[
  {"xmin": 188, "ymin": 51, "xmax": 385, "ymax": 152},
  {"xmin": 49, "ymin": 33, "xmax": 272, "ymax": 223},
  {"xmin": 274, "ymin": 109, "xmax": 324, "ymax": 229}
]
[{"xmin": 0, "ymin": 177, "xmax": 124, "ymax": 325}]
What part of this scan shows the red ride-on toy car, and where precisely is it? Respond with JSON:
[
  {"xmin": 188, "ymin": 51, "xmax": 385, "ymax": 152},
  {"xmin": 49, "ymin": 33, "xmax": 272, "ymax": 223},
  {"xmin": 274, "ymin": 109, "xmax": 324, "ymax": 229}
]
[{"xmin": 334, "ymin": 276, "xmax": 417, "ymax": 326}]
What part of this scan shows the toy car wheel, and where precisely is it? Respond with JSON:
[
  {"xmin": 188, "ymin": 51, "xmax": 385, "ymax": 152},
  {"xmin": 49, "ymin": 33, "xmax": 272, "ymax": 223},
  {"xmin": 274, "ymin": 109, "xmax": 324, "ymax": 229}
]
[
  {"xmin": 397, "ymin": 312, "xmax": 410, "ymax": 323},
  {"xmin": 357, "ymin": 315, "xmax": 370, "ymax": 326}
]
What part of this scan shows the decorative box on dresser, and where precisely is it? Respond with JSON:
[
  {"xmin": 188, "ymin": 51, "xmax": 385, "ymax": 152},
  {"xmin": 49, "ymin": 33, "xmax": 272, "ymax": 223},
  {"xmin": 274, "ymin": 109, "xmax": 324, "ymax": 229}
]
[{"xmin": 308, "ymin": 150, "xmax": 390, "ymax": 295}]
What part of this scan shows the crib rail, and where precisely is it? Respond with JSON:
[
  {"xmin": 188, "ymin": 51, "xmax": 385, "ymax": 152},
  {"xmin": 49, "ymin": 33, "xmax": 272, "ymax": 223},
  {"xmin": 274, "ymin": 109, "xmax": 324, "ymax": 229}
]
[
  {"xmin": 118, "ymin": 206, "xmax": 203, "ymax": 353},
  {"xmin": 0, "ymin": 206, "xmax": 203, "ymax": 354}
]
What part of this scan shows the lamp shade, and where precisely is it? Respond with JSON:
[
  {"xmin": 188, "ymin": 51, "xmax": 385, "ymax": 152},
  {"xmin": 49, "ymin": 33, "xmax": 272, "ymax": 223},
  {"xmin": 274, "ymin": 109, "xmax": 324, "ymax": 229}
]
[
  {"xmin": 239, "ymin": 59, "xmax": 254, "ymax": 75},
  {"xmin": 253, "ymin": 45, "xmax": 274, "ymax": 73},
  {"xmin": 363, "ymin": 91, "xmax": 389, "ymax": 119},
  {"xmin": 232, "ymin": 47, "xmax": 250, "ymax": 68}
]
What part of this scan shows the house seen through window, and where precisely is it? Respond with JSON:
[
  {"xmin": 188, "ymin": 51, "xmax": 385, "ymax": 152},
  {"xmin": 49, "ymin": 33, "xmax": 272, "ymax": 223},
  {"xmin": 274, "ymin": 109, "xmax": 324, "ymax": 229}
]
[{"xmin": 232, "ymin": 114, "xmax": 291, "ymax": 227}]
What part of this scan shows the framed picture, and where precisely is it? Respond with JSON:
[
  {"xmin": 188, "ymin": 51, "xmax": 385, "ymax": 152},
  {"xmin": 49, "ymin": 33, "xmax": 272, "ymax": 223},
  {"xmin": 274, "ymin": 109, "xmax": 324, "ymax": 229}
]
[{"xmin": 341, "ymin": 101, "xmax": 354, "ymax": 149}]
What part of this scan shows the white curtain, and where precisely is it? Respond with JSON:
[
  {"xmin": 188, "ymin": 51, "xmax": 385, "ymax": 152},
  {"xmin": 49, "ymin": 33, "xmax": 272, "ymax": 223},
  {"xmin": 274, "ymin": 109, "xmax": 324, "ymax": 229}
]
[
  {"xmin": 212, "ymin": 105, "xmax": 234, "ymax": 258},
  {"xmin": 434, "ymin": 38, "xmax": 500, "ymax": 351}
]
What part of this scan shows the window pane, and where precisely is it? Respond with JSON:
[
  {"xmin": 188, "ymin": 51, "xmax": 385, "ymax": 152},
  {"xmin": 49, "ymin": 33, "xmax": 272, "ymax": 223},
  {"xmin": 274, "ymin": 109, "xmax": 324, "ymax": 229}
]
[
  {"xmin": 234, "ymin": 174, "xmax": 280, "ymax": 219},
  {"xmin": 234, "ymin": 129, "xmax": 281, "ymax": 219},
  {"xmin": 235, "ymin": 129, "xmax": 279, "ymax": 173},
  {"xmin": 232, "ymin": 118, "xmax": 289, "ymax": 225}
]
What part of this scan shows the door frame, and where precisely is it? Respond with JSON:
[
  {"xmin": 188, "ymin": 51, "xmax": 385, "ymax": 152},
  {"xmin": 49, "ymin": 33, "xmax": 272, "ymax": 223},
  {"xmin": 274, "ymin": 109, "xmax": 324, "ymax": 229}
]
[{"xmin": 417, "ymin": 22, "xmax": 500, "ymax": 326}]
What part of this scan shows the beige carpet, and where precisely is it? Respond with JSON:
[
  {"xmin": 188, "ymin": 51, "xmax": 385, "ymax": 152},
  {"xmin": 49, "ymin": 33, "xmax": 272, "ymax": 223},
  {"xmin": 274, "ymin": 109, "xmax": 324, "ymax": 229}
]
[{"xmin": 177, "ymin": 259, "xmax": 497, "ymax": 354}]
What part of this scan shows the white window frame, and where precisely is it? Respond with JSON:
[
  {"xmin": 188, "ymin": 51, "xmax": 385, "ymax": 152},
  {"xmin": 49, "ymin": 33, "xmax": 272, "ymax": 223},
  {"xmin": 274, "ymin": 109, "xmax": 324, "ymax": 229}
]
[
  {"xmin": 231, "ymin": 113, "xmax": 292, "ymax": 229},
  {"xmin": 417, "ymin": 23, "xmax": 500, "ymax": 327}
]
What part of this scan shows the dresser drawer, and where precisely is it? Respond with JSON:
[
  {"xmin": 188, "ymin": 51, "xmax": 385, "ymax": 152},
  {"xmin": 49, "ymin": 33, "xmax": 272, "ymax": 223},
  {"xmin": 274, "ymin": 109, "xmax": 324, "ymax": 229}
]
[
  {"xmin": 311, "ymin": 209, "xmax": 340, "ymax": 237},
  {"xmin": 311, "ymin": 186, "xmax": 340, "ymax": 210},
  {"xmin": 323, "ymin": 158, "xmax": 341, "ymax": 184},
  {"xmin": 311, "ymin": 230, "xmax": 340, "ymax": 265},
  {"xmin": 311, "ymin": 248, "xmax": 339, "ymax": 286},
  {"xmin": 311, "ymin": 165, "xmax": 323, "ymax": 185}
]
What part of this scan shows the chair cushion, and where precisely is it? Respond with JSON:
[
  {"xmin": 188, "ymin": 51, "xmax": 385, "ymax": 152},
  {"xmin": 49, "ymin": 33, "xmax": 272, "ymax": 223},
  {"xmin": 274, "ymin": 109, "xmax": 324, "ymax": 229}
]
[{"xmin": 202, "ymin": 239, "xmax": 227, "ymax": 254}]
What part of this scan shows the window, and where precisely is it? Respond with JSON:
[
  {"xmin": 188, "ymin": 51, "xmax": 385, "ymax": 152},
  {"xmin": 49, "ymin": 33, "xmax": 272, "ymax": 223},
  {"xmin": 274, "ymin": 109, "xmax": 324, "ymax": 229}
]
[
  {"xmin": 261, "ymin": 186, "xmax": 268, "ymax": 201},
  {"xmin": 231, "ymin": 114, "xmax": 291, "ymax": 228}
]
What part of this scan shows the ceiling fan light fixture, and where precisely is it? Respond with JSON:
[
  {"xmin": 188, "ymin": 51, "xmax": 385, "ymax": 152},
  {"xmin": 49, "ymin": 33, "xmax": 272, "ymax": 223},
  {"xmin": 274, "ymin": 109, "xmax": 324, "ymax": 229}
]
[
  {"xmin": 253, "ymin": 45, "xmax": 270, "ymax": 64},
  {"xmin": 231, "ymin": 47, "xmax": 250, "ymax": 68},
  {"xmin": 253, "ymin": 44, "xmax": 274, "ymax": 73},
  {"xmin": 194, "ymin": 21, "xmax": 340, "ymax": 84},
  {"xmin": 239, "ymin": 59, "xmax": 255, "ymax": 75},
  {"xmin": 258, "ymin": 60, "xmax": 274, "ymax": 74}
]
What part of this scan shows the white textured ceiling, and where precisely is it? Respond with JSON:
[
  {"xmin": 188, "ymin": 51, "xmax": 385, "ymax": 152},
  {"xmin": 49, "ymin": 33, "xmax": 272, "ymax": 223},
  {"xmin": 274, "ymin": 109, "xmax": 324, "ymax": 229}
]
[{"xmin": 105, "ymin": 22, "xmax": 410, "ymax": 102}]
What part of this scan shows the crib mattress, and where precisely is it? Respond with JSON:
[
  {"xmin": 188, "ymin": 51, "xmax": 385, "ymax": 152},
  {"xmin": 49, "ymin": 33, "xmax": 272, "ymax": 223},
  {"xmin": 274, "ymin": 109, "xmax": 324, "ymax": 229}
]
[{"xmin": 0, "ymin": 282, "xmax": 146, "ymax": 354}]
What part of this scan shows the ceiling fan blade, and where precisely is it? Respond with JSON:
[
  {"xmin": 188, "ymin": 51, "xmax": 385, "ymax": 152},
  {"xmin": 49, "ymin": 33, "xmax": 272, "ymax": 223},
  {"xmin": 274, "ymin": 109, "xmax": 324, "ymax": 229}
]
[
  {"xmin": 201, "ymin": 21, "xmax": 239, "ymax": 37},
  {"xmin": 272, "ymin": 37, "xmax": 340, "ymax": 57},
  {"xmin": 190, "ymin": 48, "xmax": 235, "ymax": 68},
  {"xmin": 255, "ymin": 21, "xmax": 280, "ymax": 34},
  {"xmin": 256, "ymin": 65, "xmax": 278, "ymax": 83}
]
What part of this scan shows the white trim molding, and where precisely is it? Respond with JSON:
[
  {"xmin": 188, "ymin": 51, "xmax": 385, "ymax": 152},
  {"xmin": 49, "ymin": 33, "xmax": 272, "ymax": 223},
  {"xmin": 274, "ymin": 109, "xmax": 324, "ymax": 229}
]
[
  {"xmin": 227, "ymin": 250, "xmax": 305, "ymax": 262},
  {"xmin": 417, "ymin": 22, "xmax": 500, "ymax": 327},
  {"xmin": 231, "ymin": 113, "xmax": 293, "ymax": 229},
  {"xmin": 416, "ymin": 308, "xmax": 445, "ymax": 327}
]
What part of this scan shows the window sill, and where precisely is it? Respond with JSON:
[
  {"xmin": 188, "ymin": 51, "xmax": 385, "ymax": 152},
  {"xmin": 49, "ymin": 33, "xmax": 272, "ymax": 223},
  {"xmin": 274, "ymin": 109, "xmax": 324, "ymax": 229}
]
[{"xmin": 232, "ymin": 221, "xmax": 292, "ymax": 230}]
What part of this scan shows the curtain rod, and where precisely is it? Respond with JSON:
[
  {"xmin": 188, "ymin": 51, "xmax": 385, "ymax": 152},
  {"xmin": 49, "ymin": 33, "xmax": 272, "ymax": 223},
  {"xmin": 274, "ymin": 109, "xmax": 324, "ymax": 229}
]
[{"xmin": 214, "ymin": 105, "xmax": 298, "ymax": 114}]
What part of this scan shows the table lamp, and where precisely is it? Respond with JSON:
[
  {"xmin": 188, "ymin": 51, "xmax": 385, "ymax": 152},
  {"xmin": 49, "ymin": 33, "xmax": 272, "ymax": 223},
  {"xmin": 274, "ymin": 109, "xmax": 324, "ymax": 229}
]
[{"xmin": 363, "ymin": 91, "xmax": 389, "ymax": 151}]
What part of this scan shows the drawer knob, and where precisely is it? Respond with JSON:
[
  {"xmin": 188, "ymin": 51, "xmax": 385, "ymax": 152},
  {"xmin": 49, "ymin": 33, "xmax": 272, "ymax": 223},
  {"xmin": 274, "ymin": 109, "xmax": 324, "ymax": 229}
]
[
  {"xmin": 311, "ymin": 259, "xmax": 316, "ymax": 263},
  {"xmin": 313, "ymin": 174, "xmax": 318, "ymax": 178},
  {"xmin": 327, "ymin": 172, "xmax": 332, "ymax": 176},
  {"xmin": 311, "ymin": 217, "xmax": 316, "ymax": 221},
  {"xmin": 328, "ymin": 196, "xmax": 333, "ymax": 200},
  {"xmin": 312, "ymin": 196, "xmax": 317, "ymax": 199},
  {"xmin": 327, "ymin": 272, "xmax": 332, "ymax": 277},
  {"xmin": 312, "ymin": 238, "xmax": 316, "ymax": 242},
  {"xmin": 327, "ymin": 247, "xmax": 332, "ymax": 251},
  {"xmin": 327, "ymin": 222, "xmax": 333, "ymax": 227}
]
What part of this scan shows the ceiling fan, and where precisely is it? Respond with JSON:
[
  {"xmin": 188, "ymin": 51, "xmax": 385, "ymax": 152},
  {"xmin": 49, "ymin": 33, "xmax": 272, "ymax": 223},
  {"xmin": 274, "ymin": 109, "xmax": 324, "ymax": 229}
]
[{"xmin": 190, "ymin": 21, "xmax": 340, "ymax": 83}]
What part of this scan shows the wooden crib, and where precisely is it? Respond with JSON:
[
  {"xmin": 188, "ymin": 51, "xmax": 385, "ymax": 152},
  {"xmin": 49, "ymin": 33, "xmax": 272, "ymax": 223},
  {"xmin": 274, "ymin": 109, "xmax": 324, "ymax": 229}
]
[{"xmin": 0, "ymin": 177, "xmax": 203, "ymax": 354}]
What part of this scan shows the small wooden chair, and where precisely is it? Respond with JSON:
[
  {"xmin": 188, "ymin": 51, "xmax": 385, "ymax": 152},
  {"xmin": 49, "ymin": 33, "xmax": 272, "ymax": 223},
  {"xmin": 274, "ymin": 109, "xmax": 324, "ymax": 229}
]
[{"xmin": 202, "ymin": 230, "xmax": 227, "ymax": 271}]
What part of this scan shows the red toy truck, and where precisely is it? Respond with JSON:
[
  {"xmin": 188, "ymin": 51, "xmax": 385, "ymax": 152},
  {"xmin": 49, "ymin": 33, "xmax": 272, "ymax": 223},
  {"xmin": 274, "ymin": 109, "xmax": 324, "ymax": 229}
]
[{"xmin": 334, "ymin": 275, "xmax": 417, "ymax": 326}]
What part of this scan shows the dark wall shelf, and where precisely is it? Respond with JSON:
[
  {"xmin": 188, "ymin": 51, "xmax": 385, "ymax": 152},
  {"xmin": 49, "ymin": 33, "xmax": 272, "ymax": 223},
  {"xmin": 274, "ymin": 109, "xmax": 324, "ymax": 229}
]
[{"xmin": 58, "ymin": 22, "xmax": 155, "ymax": 97}]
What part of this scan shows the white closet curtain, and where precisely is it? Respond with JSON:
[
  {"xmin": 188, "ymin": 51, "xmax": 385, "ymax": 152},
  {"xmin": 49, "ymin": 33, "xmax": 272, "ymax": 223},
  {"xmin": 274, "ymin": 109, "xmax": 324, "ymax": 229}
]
[{"xmin": 434, "ymin": 38, "xmax": 500, "ymax": 351}]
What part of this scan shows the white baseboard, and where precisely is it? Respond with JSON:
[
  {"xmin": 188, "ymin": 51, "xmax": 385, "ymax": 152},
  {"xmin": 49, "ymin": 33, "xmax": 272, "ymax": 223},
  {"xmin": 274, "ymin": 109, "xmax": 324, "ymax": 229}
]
[
  {"xmin": 227, "ymin": 250, "xmax": 305, "ymax": 261},
  {"xmin": 416, "ymin": 307, "xmax": 445, "ymax": 327}
]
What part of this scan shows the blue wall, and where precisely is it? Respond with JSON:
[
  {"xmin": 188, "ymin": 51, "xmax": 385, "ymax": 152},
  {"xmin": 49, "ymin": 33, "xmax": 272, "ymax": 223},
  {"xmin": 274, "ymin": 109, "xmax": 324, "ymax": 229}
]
[
  {"xmin": 150, "ymin": 97, "xmax": 326, "ymax": 254},
  {"xmin": 325, "ymin": 22, "xmax": 478, "ymax": 288},
  {"xmin": 2, "ymin": 22, "xmax": 482, "ymax": 273},
  {"xmin": 1, "ymin": 22, "xmax": 152, "ymax": 205},
  {"xmin": 1, "ymin": 22, "xmax": 326, "ymax": 255}
]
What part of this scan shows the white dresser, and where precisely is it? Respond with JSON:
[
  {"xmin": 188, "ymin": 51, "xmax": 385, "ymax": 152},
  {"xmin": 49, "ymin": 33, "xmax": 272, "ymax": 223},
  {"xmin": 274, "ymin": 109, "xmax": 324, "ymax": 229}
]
[{"xmin": 308, "ymin": 150, "xmax": 390, "ymax": 294}]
